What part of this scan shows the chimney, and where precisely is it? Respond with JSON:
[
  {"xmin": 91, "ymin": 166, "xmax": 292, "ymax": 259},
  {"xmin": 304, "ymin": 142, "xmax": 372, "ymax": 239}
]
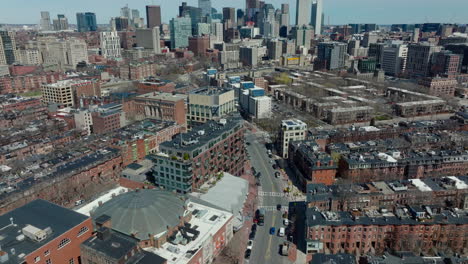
[{"xmin": 96, "ymin": 227, "xmax": 111, "ymax": 241}]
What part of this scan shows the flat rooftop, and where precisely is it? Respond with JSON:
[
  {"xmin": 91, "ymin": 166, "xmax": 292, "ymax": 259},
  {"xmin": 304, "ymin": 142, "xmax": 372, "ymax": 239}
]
[
  {"xmin": 75, "ymin": 186, "xmax": 129, "ymax": 216},
  {"xmin": 136, "ymin": 92, "xmax": 187, "ymax": 102},
  {"xmin": 145, "ymin": 201, "xmax": 233, "ymax": 264},
  {"xmin": 0, "ymin": 200, "xmax": 90, "ymax": 264}
]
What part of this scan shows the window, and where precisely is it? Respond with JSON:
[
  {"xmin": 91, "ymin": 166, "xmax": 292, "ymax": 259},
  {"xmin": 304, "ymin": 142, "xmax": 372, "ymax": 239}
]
[
  {"xmin": 77, "ymin": 226, "xmax": 89, "ymax": 237},
  {"xmin": 58, "ymin": 238, "xmax": 71, "ymax": 249},
  {"xmin": 69, "ymin": 258, "xmax": 74, "ymax": 264},
  {"xmin": 44, "ymin": 250, "xmax": 50, "ymax": 256},
  {"xmin": 34, "ymin": 256, "xmax": 41, "ymax": 263},
  {"xmin": 46, "ymin": 259, "xmax": 52, "ymax": 264}
]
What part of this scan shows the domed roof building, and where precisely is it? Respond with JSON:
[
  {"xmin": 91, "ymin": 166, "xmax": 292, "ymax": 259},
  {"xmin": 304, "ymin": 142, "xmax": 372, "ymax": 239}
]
[{"xmin": 91, "ymin": 189, "xmax": 190, "ymax": 243}]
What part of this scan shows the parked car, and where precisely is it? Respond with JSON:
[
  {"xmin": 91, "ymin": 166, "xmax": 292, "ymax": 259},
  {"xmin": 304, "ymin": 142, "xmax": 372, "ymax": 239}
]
[
  {"xmin": 283, "ymin": 218, "xmax": 289, "ymax": 226},
  {"xmin": 247, "ymin": 240, "xmax": 254, "ymax": 250},
  {"xmin": 249, "ymin": 230, "xmax": 256, "ymax": 239},
  {"xmin": 74, "ymin": 199, "xmax": 85, "ymax": 206},
  {"xmin": 278, "ymin": 227, "xmax": 285, "ymax": 237},
  {"xmin": 269, "ymin": 227, "xmax": 276, "ymax": 235},
  {"xmin": 251, "ymin": 224, "xmax": 257, "ymax": 232},
  {"xmin": 245, "ymin": 249, "xmax": 252, "ymax": 259},
  {"xmin": 277, "ymin": 204, "xmax": 282, "ymax": 210},
  {"xmin": 275, "ymin": 172, "xmax": 281, "ymax": 178}
]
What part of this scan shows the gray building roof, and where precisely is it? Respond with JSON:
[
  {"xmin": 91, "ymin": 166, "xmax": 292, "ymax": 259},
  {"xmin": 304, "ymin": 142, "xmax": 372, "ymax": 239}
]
[
  {"xmin": 0, "ymin": 199, "xmax": 89, "ymax": 264},
  {"xmin": 310, "ymin": 253, "xmax": 356, "ymax": 264},
  {"xmin": 91, "ymin": 189, "xmax": 188, "ymax": 240}
]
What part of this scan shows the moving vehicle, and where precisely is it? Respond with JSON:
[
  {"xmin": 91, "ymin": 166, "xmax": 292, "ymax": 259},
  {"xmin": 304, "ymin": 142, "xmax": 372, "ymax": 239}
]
[
  {"xmin": 270, "ymin": 227, "xmax": 276, "ymax": 235},
  {"xmin": 281, "ymin": 242, "xmax": 290, "ymax": 256},
  {"xmin": 257, "ymin": 208, "xmax": 266, "ymax": 225},
  {"xmin": 278, "ymin": 227, "xmax": 285, "ymax": 237},
  {"xmin": 247, "ymin": 240, "xmax": 254, "ymax": 250}
]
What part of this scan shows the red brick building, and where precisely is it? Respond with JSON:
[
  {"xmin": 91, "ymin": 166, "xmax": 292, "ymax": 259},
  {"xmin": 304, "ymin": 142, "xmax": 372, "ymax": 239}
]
[
  {"xmin": 119, "ymin": 62, "xmax": 157, "ymax": 80},
  {"xmin": 289, "ymin": 141, "xmax": 337, "ymax": 187},
  {"xmin": 9, "ymin": 65, "xmax": 39, "ymax": 76},
  {"xmin": 418, "ymin": 77, "xmax": 458, "ymax": 97},
  {"xmin": 0, "ymin": 199, "xmax": 93, "ymax": 264},
  {"xmin": 123, "ymin": 92, "xmax": 187, "ymax": 126},
  {"xmin": 111, "ymin": 119, "xmax": 182, "ymax": 167},
  {"xmin": 188, "ymin": 35, "xmax": 210, "ymax": 56},
  {"xmin": 0, "ymin": 148, "xmax": 123, "ymax": 214},
  {"xmin": 306, "ymin": 207, "xmax": 468, "ymax": 256},
  {"xmin": 0, "ymin": 72, "xmax": 65, "ymax": 94}
]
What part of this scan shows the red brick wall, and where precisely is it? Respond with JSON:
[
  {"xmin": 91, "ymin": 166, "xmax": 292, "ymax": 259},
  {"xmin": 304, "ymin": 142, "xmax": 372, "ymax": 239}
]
[{"xmin": 25, "ymin": 218, "xmax": 93, "ymax": 264}]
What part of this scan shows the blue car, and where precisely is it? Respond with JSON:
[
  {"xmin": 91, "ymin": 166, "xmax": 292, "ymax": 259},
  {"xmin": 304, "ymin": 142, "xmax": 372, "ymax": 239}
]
[{"xmin": 269, "ymin": 227, "xmax": 276, "ymax": 235}]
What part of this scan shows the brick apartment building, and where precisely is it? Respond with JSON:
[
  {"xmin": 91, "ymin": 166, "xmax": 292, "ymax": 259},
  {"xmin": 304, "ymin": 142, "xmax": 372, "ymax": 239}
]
[
  {"xmin": 152, "ymin": 115, "xmax": 245, "ymax": 193},
  {"xmin": 0, "ymin": 147, "xmax": 123, "ymax": 214},
  {"xmin": 418, "ymin": 77, "xmax": 458, "ymax": 97},
  {"xmin": 0, "ymin": 199, "xmax": 93, "ymax": 264},
  {"xmin": 0, "ymin": 72, "xmax": 65, "ymax": 94},
  {"xmin": 111, "ymin": 119, "xmax": 182, "ymax": 167},
  {"xmin": 124, "ymin": 92, "xmax": 187, "ymax": 126},
  {"xmin": 188, "ymin": 35, "xmax": 210, "ymax": 57},
  {"xmin": 119, "ymin": 62, "xmax": 157, "ymax": 80},
  {"xmin": 306, "ymin": 176, "xmax": 468, "ymax": 212},
  {"xmin": 306, "ymin": 206, "xmax": 468, "ymax": 256},
  {"xmin": 288, "ymin": 140, "xmax": 337, "ymax": 187},
  {"xmin": 338, "ymin": 149, "xmax": 468, "ymax": 183}
]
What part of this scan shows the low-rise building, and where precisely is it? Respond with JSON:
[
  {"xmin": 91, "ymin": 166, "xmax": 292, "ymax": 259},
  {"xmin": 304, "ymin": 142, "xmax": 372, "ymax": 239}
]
[
  {"xmin": 0, "ymin": 199, "xmax": 93, "ymax": 264},
  {"xmin": 124, "ymin": 92, "xmax": 187, "ymax": 126},
  {"xmin": 306, "ymin": 176, "xmax": 468, "ymax": 212},
  {"xmin": 88, "ymin": 189, "xmax": 234, "ymax": 264},
  {"xmin": 289, "ymin": 141, "xmax": 337, "ymax": 187},
  {"xmin": 305, "ymin": 206, "xmax": 468, "ymax": 256}
]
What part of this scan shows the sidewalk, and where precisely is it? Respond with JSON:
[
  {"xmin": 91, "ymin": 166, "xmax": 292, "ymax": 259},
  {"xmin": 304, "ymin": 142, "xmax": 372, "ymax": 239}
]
[{"xmin": 214, "ymin": 159, "xmax": 258, "ymax": 264}]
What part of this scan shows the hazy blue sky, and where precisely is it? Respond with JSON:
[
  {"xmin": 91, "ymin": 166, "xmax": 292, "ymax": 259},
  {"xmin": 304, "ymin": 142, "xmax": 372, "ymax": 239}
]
[{"xmin": 1, "ymin": 0, "xmax": 467, "ymax": 25}]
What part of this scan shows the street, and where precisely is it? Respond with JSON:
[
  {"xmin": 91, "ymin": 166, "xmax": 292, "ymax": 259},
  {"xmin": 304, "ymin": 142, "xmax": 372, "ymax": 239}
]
[{"xmin": 244, "ymin": 130, "xmax": 293, "ymax": 264}]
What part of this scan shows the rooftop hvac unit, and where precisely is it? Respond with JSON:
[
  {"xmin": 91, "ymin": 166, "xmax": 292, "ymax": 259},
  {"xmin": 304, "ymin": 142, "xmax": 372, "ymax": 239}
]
[{"xmin": 22, "ymin": 225, "xmax": 48, "ymax": 242}]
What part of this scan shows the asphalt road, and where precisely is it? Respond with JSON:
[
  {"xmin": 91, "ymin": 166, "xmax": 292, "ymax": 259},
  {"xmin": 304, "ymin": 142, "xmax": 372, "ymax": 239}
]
[{"xmin": 245, "ymin": 131, "xmax": 292, "ymax": 264}]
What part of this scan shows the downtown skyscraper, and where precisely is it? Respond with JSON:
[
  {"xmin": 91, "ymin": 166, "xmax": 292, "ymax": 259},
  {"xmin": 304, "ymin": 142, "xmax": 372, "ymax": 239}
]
[
  {"xmin": 311, "ymin": 0, "xmax": 323, "ymax": 35},
  {"xmin": 198, "ymin": 0, "xmax": 212, "ymax": 17},
  {"xmin": 296, "ymin": 0, "xmax": 312, "ymax": 27},
  {"xmin": 76, "ymin": 12, "xmax": 97, "ymax": 32},
  {"xmin": 146, "ymin": 5, "xmax": 162, "ymax": 28}
]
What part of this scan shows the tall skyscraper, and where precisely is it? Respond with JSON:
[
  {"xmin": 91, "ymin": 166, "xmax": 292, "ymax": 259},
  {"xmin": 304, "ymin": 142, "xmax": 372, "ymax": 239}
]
[
  {"xmin": 113, "ymin": 17, "xmax": 130, "ymax": 31},
  {"xmin": 246, "ymin": 0, "xmax": 260, "ymax": 21},
  {"xmin": 170, "ymin": 16, "xmax": 192, "ymax": 49},
  {"xmin": 53, "ymin": 14, "xmax": 69, "ymax": 31},
  {"xmin": 198, "ymin": 0, "xmax": 212, "ymax": 17},
  {"xmin": 100, "ymin": 31, "xmax": 122, "ymax": 59},
  {"xmin": 0, "ymin": 30, "xmax": 17, "ymax": 65},
  {"xmin": 406, "ymin": 42, "xmax": 442, "ymax": 78},
  {"xmin": 223, "ymin": 7, "xmax": 236, "ymax": 29},
  {"xmin": 311, "ymin": 0, "xmax": 323, "ymax": 35},
  {"xmin": 146, "ymin": 5, "xmax": 162, "ymax": 28},
  {"xmin": 317, "ymin": 42, "xmax": 347, "ymax": 70},
  {"xmin": 294, "ymin": 25, "xmax": 314, "ymax": 49},
  {"xmin": 237, "ymin": 9, "xmax": 245, "ymax": 27},
  {"xmin": 296, "ymin": 0, "xmax": 312, "ymax": 27},
  {"xmin": 76, "ymin": 12, "xmax": 97, "ymax": 32},
  {"xmin": 121, "ymin": 5, "xmax": 132, "ymax": 19},
  {"xmin": 136, "ymin": 27, "xmax": 161, "ymax": 54},
  {"xmin": 381, "ymin": 44, "xmax": 408, "ymax": 76},
  {"xmin": 40, "ymin": 11, "xmax": 51, "ymax": 31}
]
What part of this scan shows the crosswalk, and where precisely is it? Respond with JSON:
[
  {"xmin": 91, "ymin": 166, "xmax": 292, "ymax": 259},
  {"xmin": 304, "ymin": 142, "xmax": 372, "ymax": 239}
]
[
  {"xmin": 257, "ymin": 205, "xmax": 289, "ymax": 212},
  {"xmin": 258, "ymin": 191, "xmax": 286, "ymax": 197}
]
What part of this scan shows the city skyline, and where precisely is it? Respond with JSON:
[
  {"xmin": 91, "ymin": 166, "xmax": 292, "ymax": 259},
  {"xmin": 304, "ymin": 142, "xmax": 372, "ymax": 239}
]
[{"xmin": 1, "ymin": 0, "xmax": 468, "ymax": 26}]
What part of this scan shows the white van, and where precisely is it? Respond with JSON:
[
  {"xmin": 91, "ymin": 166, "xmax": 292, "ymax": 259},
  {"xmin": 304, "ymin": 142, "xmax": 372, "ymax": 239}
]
[{"xmin": 278, "ymin": 227, "xmax": 285, "ymax": 237}]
